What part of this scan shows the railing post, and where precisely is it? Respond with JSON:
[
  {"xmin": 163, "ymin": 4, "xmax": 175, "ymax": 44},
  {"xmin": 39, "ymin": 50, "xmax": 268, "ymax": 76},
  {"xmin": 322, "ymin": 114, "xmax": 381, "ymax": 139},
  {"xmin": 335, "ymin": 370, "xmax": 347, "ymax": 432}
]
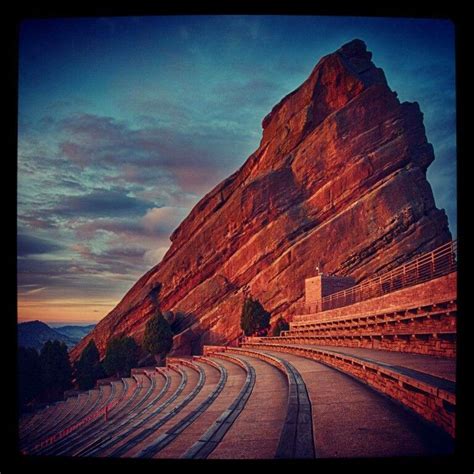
[{"xmin": 431, "ymin": 250, "xmax": 435, "ymax": 278}]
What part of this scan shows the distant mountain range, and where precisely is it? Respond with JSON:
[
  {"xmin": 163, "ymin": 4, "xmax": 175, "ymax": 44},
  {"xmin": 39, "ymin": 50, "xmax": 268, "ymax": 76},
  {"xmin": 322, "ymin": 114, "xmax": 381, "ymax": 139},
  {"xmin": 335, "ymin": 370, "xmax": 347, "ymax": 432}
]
[{"xmin": 18, "ymin": 320, "xmax": 96, "ymax": 352}]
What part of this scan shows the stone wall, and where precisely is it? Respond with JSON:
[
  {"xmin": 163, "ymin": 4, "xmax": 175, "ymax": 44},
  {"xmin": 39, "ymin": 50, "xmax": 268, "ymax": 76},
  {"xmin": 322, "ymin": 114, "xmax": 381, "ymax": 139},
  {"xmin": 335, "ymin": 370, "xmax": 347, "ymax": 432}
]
[{"xmin": 295, "ymin": 272, "xmax": 456, "ymax": 322}]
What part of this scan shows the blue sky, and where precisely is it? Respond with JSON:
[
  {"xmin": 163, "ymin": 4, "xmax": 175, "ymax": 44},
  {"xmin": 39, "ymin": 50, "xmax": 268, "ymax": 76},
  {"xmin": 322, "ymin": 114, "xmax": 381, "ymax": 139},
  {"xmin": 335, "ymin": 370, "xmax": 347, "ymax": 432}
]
[{"xmin": 17, "ymin": 15, "xmax": 456, "ymax": 324}]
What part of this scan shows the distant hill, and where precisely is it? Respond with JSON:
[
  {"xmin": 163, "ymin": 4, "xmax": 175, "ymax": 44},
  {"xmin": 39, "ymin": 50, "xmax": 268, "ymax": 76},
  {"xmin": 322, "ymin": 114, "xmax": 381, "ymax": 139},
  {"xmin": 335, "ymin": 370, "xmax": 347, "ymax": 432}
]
[
  {"xmin": 18, "ymin": 321, "xmax": 95, "ymax": 352},
  {"xmin": 53, "ymin": 325, "xmax": 96, "ymax": 344}
]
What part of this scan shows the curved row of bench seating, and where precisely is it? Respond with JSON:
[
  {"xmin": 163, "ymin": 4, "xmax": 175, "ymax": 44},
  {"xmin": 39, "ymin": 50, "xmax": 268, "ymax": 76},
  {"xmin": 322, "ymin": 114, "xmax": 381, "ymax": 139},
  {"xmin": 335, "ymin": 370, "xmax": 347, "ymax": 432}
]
[
  {"xmin": 21, "ymin": 381, "xmax": 115, "ymax": 452},
  {"xmin": 35, "ymin": 379, "xmax": 122, "ymax": 455},
  {"xmin": 76, "ymin": 369, "xmax": 170, "ymax": 457},
  {"xmin": 180, "ymin": 353, "xmax": 255, "ymax": 459},
  {"xmin": 21, "ymin": 354, "xmax": 288, "ymax": 458},
  {"xmin": 269, "ymin": 299, "xmax": 457, "ymax": 358},
  {"xmin": 48, "ymin": 373, "xmax": 153, "ymax": 456},
  {"xmin": 136, "ymin": 357, "xmax": 230, "ymax": 458}
]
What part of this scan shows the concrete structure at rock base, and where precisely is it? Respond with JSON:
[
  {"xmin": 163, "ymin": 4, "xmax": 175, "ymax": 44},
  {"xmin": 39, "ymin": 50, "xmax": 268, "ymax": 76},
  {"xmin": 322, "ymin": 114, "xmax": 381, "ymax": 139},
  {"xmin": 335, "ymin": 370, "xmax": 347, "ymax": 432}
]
[
  {"xmin": 20, "ymin": 240, "xmax": 457, "ymax": 459},
  {"xmin": 304, "ymin": 274, "xmax": 356, "ymax": 312},
  {"xmin": 70, "ymin": 38, "xmax": 451, "ymax": 361}
]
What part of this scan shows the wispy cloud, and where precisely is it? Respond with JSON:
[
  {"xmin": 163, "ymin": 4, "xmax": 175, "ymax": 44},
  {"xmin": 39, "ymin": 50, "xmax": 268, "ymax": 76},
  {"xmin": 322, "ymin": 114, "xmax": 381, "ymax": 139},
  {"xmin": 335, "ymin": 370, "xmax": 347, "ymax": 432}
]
[{"xmin": 18, "ymin": 234, "xmax": 64, "ymax": 257}]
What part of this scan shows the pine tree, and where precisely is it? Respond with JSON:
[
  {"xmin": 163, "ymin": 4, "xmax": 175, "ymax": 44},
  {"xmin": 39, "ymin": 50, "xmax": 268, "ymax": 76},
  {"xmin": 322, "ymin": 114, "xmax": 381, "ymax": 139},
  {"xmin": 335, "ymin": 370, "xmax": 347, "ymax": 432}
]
[
  {"xmin": 143, "ymin": 312, "xmax": 173, "ymax": 363},
  {"xmin": 39, "ymin": 340, "xmax": 73, "ymax": 401},
  {"xmin": 102, "ymin": 336, "xmax": 140, "ymax": 378},
  {"xmin": 75, "ymin": 339, "xmax": 104, "ymax": 390},
  {"xmin": 240, "ymin": 297, "xmax": 271, "ymax": 336},
  {"xmin": 18, "ymin": 346, "xmax": 42, "ymax": 410}
]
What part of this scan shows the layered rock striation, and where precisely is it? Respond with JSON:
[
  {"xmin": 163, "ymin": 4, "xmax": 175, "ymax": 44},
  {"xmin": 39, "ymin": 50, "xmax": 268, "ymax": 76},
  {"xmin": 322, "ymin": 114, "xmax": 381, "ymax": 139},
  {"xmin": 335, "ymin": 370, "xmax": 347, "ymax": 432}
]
[{"xmin": 71, "ymin": 39, "xmax": 451, "ymax": 360}]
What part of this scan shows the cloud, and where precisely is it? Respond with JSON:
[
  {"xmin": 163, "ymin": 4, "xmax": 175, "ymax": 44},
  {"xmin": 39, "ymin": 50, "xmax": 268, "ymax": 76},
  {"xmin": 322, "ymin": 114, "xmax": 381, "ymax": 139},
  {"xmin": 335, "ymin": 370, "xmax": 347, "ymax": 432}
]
[
  {"xmin": 53, "ymin": 189, "xmax": 156, "ymax": 218},
  {"xmin": 141, "ymin": 206, "xmax": 187, "ymax": 234},
  {"xmin": 144, "ymin": 247, "xmax": 170, "ymax": 266},
  {"xmin": 17, "ymin": 286, "xmax": 47, "ymax": 296},
  {"xmin": 18, "ymin": 233, "xmax": 63, "ymax": 256},
  {"xmin": 56, "ymin": 112, "xmax": 247, "ymax": 195}
]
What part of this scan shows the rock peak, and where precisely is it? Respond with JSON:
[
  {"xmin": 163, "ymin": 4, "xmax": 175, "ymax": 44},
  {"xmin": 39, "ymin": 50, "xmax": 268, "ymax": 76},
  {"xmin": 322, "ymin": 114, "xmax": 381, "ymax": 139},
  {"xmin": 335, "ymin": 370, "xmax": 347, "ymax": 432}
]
[
  {"xmin": 337, "ymin": 38, "xmax": 368, "ymax": 57},
  {"xmin": 70, "ymin": 40, "xmax": 451, "ymax": 361},
  {"xmin": 258, "ymin": 39, "xmax": 388, "ymax": 161},
  {"xmin": 336, "ymin": 38, "xmax": 387, "ymax": 86}
]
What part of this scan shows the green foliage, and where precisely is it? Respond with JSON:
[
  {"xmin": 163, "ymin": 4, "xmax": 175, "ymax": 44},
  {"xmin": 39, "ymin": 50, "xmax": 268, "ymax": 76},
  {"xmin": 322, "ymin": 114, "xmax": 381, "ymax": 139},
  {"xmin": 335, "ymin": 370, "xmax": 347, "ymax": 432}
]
[
  {"xmin": 39, "ymin": 340, "xmax": 73, "ymax": 400},
  {"xmin": 240, "ymin": 297, "xmax": 271, "ymax": 336},
  {"xmin": 75, "ymin": 339, "xmax": 104, "ymax": 390},
  {"xmin": 271, "ymin": 317, "xmax": 290, "ymax": 337},
  {"xmin": 18, "ymin": 346, "xmax": 43, "ymax": 409},
  {"xmin": 143, "ymin": 311, "xmax": 173, "ymax": 358},
  {"xmin": 102, "ymin": 336, "xmax": 140, "ymax": 378}
]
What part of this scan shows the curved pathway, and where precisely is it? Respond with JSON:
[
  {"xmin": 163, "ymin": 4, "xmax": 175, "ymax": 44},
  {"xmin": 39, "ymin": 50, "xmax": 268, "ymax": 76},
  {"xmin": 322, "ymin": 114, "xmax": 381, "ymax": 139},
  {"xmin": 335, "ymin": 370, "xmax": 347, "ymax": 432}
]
[{"xmin": 258, "ymin": 348, "xmax": 454, "ymax": 457}]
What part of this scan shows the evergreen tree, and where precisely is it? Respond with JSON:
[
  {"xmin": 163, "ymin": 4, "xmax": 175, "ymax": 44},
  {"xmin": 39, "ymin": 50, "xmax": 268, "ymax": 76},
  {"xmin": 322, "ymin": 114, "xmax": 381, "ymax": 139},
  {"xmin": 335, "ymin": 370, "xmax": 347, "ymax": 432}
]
[
  {"xmin": 75, "ymin": 339, "xmax": 104, "ymax": 390},
  {"xmin": 102, "ymin": 336, "xmax": 140, "ymax": 378},
  {"xmin": 240, "ymin": 297, "xmax": 271, "ymax": 336},
  {"xmin": 271, "ymin": 317, "xmax": 290, "ymax": 337},
  {"xmin": 18, "ymin": 346, "xmax": 42, "ymax": 410},
  {"xmin": 39, "ymin": 340, "xmax": 73, "ymax": 401},
  {"xmin": 143, "ymin": 311, "xmax": 173, "ymax": 363}
]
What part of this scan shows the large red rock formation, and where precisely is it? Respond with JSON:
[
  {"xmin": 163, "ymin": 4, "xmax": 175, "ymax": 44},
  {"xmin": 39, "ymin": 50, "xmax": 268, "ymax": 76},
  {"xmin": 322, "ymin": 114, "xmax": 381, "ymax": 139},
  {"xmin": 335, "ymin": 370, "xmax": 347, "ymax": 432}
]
[{"xmin": 71, "ymin": 39, "xmax": 451, "ymax": 360}]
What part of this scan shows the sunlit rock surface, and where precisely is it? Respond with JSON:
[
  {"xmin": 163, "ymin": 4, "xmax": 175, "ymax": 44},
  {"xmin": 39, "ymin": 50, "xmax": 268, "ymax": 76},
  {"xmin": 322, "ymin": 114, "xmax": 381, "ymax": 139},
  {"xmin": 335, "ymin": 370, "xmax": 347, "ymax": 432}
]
[{"xmin": 71, "ymin": 39, "xmax": 451, "ymax": 360}]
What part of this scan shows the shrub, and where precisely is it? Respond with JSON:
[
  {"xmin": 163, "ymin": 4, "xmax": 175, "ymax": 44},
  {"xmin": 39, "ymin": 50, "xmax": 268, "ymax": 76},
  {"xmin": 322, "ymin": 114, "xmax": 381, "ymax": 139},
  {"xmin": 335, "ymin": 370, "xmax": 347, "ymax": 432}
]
[
  {"xmin": 102, "ymin": 336, "xmax": 140, "ymax": 378},
  {"xmin": 240, "ymin": 297, "xmax": 271, "ymax": 336},
  {"xmin": 271, "ymin": 317, "xmax": 289, "ymax": 337}
]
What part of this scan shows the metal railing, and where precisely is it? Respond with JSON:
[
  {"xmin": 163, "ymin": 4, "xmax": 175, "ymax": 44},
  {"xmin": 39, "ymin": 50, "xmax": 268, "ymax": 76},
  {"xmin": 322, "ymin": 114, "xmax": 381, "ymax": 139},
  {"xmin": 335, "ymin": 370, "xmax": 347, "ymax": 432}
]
[{"xmin": 295, "ymin": 240, "xmax": 457, "ymax": 315}]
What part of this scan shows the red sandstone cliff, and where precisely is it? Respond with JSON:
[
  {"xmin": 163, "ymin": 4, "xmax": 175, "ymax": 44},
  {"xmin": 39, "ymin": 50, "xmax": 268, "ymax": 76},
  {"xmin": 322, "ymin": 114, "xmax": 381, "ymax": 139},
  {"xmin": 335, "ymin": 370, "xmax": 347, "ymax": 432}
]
[{"xmin": 71, "ymin": 39, "xmax": 451, "ymax": 360}]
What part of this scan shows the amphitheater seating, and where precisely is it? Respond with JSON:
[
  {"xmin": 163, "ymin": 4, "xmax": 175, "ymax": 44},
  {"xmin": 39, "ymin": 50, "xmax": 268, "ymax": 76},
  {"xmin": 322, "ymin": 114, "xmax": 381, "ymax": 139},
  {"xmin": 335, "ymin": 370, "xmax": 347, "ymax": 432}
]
[
  {"xmin": 20, "ymin": 344, "xmax": 455, "ymax": 458},
  {"xmin": 265, "ymin": 299, "xmax": 457, "ymax": 358},
  {"xmin": 19, "ymin": 265, "xmax": 457, "ymax": 458}
]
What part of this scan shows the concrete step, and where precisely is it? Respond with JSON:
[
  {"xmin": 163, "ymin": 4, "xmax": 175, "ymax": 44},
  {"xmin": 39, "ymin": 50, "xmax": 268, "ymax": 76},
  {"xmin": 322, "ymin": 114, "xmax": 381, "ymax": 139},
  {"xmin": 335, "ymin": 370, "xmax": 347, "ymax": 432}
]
[
  {"xmin": 98, "ymin": 362, "xmax": 204, "ymax": 458},
  {"xmin": 34, "ymin": 380, "xmax": 121, "ymax": 455},
  {"xmin": 176, "ymin": 354, "xmax": 254, "ymax": 459},
  {"xmin": 77, "ymin": 368, "xmax": 172, "ymax": 457},
  {"xmin": 60, "ymin": 373, "xmax": 156, "ymax": 456},
  {"xmin": 280, "ymin": 300, "xmax": 458, "ymax": 358}
]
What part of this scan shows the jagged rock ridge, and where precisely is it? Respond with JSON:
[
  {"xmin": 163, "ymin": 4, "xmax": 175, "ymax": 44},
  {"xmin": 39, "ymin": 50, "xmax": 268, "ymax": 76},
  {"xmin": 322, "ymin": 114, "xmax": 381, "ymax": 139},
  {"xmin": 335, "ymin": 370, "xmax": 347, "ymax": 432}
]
[{"xmin": 71, "ymin": 39, "xmax": 451, "ymax": 360}]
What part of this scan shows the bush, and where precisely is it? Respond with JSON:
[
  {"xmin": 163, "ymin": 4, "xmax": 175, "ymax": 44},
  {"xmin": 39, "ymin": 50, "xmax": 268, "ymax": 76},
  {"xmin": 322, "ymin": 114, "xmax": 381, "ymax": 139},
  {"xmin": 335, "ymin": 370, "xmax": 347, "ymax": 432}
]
[
  {"xmin": 102, "ymin": 336, "xmax": 140, "ymax": 378},
  {"xmin": 75, "ymin": 339, "xmax": 104, "ymax": 390},
  {"xmin": 39, "ymin": 340, "xmax": 73, "ymax": 401},
  {"xmin": 143, "ymin": 311, "xmax": 173, "ymax": 362},
  {"xmin": 18, "ymin": 346, "xmax": 43, "ymax": 409},
  {"xmin": 240, "ymin": 297, "xmax": 271, "ymax": 336},
  {"xmin": 271, "ymin": 317, "xmax": 289, "ymax": 337}
]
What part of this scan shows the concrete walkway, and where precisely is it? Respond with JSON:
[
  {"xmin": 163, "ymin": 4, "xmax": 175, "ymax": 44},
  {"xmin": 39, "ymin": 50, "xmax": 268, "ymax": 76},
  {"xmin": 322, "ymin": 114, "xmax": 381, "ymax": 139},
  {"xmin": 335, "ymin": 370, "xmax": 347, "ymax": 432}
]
[
  {"xmin": 259, "ymin": 349, "xmax": 454, "ymax": 458},
  {"xmin": 295, "ymin": 344, "xmax": 456, "ymax": 382}
]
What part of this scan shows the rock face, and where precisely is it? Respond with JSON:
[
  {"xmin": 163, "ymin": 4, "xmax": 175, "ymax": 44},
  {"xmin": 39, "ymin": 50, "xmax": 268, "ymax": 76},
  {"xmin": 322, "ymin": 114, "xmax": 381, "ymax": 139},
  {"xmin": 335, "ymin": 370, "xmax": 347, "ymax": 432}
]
[{"xmin": 71, "ymin": 39, "xmax": 451, "ymax": 360}]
